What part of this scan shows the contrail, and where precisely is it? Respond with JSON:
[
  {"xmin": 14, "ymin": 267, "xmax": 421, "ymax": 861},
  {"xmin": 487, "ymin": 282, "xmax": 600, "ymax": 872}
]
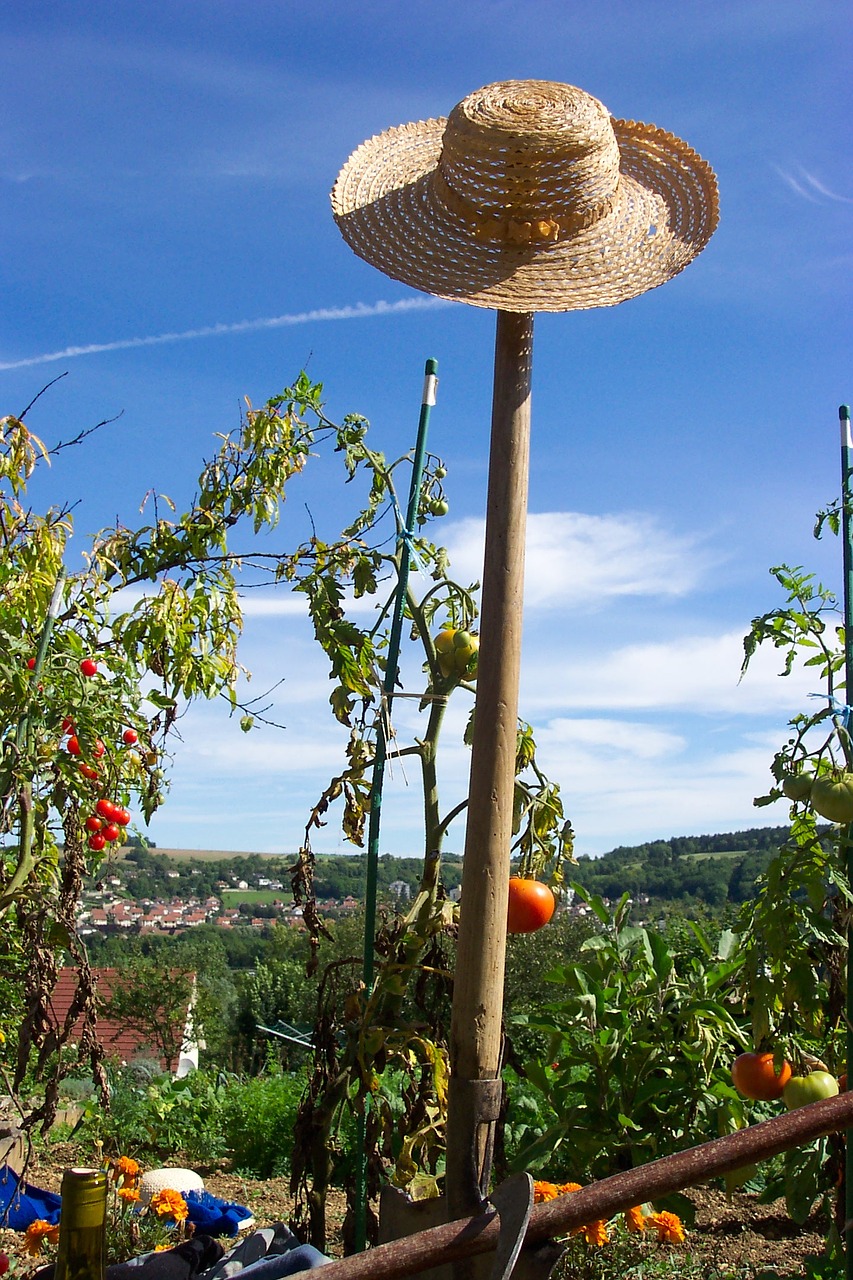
[{"xmin": 0, "ymin": 297, "xmax": 453, "ymax": 371}]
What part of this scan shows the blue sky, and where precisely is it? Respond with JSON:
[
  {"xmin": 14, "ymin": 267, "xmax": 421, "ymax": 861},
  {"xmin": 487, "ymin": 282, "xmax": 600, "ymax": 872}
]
[{"xmin": 2, "ymin": 1, "xmax": 851, "ymax": 857}]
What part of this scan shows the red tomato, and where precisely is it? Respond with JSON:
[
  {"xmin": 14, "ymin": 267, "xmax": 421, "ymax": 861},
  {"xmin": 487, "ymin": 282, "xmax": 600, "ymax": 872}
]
[
  {"xmin": 507, "ymin": 878, "xmax": 555, "ymax": 934},
  {"xmin": 102, "ymin": 823, "xmax": 121, "ymax": 843},
  {"xmin": 80, "ymin": 658, "xmax": 98, "ymax": 677},
  {"xmin": 78, "ymin": 763, "xmax": 100, "ymax": 781},
  {"xmin": 88, "ymin": 832, "xmax": 106, "ymax": 852},
  {"xmin": 122, "ymin": 729, "xmax": 139, "ymax": 746},
  {"xmin": 62, "ymin": 716, "xmax": 75, "ymax": 734},
  {"xmin": 113, "ymin": 806, "xmax": 131, "ymax": 826},
  {"xmin": 731, "ymin": 1052, "xmax": 792, "ymax": 1101},
  {"xmin": 95, "ymin": 798, "xmax": 117, "ymax": 821},
  {"xmin": 26, "ymin": 657, "xmax": 36, "ymax": 670},
  {"xmin": 84, "ymin": 816, "xmax": 103, "ymax": 834},
  {"xmin": 67, "ymin": 735, "xmax": 81, "ymax": 756},
  {"xmin": 92, "ymin": 739, "xmax": 106, "ymax": 758}
]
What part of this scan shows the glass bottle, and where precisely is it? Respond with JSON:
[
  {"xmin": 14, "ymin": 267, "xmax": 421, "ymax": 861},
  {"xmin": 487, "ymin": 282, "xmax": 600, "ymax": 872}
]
[{"xmin": 54, "ymin": 1169, "xmax": 108, "ymax": 1280}]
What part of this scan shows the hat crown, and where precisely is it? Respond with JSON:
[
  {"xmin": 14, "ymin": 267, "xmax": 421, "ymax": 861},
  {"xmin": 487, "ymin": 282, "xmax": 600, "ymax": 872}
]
[{"xmin": 438, "ymin": 81, "xmax": 620, "ymax": 230}]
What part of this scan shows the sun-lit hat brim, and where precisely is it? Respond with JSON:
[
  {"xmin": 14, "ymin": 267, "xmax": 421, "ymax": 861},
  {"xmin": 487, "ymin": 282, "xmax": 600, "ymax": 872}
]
[{"xmin": 332, "ymin": 116, "xmax": 719, "ymax": 313}]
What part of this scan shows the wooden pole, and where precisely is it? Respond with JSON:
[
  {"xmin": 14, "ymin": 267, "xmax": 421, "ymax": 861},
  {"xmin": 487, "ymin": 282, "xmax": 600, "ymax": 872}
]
[{"xmin": 445, "ymin": 311, "xmax": 535, "ymax": 1258}]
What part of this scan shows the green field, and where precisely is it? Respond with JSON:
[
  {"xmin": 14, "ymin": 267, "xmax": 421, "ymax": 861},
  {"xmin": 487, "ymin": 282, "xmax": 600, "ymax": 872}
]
[{"xmin": 220, "ymin": 888, "xmax": 284, "ymax": 905}]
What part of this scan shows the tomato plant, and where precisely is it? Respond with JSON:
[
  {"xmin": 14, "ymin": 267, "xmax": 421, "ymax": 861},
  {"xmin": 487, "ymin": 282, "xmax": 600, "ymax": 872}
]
[
  {"xmin": 731, "ymin": 1051, "xmax": 792, "ymax": 1101},
  {"xmin": 507, "ymin": 877, "xmax": 555, "ymax": 933},
  {"xmin": 510, "ymin": 889, "xmax": 748, "ymax": 1179}
]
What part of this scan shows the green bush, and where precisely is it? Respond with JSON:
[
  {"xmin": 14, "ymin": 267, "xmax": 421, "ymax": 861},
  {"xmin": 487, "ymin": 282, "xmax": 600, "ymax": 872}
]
[
  {"xmin": 510, "ymin": 888, "xmax": 748, "ymax": 1181},
  {"xmin": 75, "ymin": 1066, "xmax": 229, "ymax": 1161},
  {"xmin": 219, "ymin": 1071, "xmax": 307, "ymax": 1177}
]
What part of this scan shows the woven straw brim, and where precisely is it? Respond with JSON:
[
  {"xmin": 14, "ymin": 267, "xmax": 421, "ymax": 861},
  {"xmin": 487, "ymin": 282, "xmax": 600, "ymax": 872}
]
[{"xmin": 332, "ymin": 117, "xmax": 719, "ymax": 313}]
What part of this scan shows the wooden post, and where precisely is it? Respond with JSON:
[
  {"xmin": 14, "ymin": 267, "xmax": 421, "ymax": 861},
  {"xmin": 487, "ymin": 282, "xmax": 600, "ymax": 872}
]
[{"xmin": 445, "ymin": 311, "xmax": 535, "ymax": 1259}]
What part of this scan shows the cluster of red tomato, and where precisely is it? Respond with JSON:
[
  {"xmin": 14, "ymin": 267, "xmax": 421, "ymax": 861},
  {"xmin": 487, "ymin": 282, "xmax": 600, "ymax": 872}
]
[
  {"xmin": 83, "ymin": 797, "xmax": 132, "ymax": 850},
  {"xmin": 62, "ymin": 658, "xmax": 136, "ymax": 850},
  {"xmin": 731, "ymin": 1051, "xmax": 842, "ymax": 1110}
]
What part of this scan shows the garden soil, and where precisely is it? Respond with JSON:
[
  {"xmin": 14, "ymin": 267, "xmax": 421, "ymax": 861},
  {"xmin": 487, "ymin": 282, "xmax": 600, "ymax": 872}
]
[{"xmin": 1, "ymin": 1142, "xmax": 829, "ymax": 1278}]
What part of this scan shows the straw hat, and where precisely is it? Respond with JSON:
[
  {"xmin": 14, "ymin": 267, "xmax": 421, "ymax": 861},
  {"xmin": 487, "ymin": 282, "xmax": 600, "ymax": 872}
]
[{"xmin": 332, "ymin": 80, "xmax": 719, "ymax": 313}]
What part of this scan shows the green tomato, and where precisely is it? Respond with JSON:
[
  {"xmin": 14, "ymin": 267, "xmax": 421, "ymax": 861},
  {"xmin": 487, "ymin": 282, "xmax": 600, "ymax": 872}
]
[
  {"xmin": 781, "ymin": 772, "xmax": 813, "ymax": 802},
  {"xmin": 782, "ymin": 1071, "xmax": 839, "ymax": 1110},
  {"xmin": 810, "ymin": 772, "xmax": 853, "ymax": 823}
]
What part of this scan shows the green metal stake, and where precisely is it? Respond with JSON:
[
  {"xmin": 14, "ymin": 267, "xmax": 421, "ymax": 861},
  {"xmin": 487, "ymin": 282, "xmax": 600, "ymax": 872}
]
[
  {"xmin": 841, "ymin": 402, "xmax": 853, "ymax": 1278},
  {"xmin": 354, "ymin": 358, "xmax": 439, "ymax": 1252}
]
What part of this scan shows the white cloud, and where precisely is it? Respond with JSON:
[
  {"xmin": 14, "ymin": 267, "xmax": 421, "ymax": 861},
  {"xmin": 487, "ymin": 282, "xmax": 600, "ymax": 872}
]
[
  {"xmin": 442, "ymin": 512, "xmax": 711, "ymax": 609},
  {"xmin": 522, "ymin": 629, "xmax": 815, "ymax": 716}
]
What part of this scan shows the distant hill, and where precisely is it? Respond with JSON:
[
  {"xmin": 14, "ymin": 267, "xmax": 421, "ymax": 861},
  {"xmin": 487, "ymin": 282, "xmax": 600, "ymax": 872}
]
[
  {"xmin": 108, "ymin": 827, "xmax": 791, "ymax": 913},
  {"xmin": 571, "ymin": 826, "xmax": 791, "ymax": 910}
]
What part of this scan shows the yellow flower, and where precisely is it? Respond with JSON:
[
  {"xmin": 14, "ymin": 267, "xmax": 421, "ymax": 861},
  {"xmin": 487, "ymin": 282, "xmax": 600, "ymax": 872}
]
[
  {"xmin": 645, "ymin": 1210, "xmax": 686, "ymax": 1244},
  {"xmin": 150, "ymin": 1189, "xmax": 188, "ymax": 1223},
  {"xmin": 24, "ymin": 1220, "xmax": 60, "ymax": 1256},
  {"xmin": 581, "ymin": 1219, "xmax": 608, "ymax": 1247},
  {"xmin": 624, "ymin": 1205, "xmax": 646, "ymax": 1234},
  {"xmin": 113, "ymin": 1156, "xmax": 141, "ymax": 1184}
]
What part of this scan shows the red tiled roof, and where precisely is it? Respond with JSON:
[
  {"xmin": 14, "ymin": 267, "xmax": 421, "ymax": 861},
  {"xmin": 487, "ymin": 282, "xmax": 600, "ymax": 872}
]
[{"xmin": 49, "ymin": 968, "xmax": 193, "ymax": 1074}]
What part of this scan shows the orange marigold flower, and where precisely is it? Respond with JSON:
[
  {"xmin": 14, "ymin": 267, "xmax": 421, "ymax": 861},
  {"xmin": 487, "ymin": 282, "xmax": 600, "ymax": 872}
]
[
  {"xmin": 581, "ymin": 1219, "xmax": 608, "ymax": 1247},
  {"xmin": 556, "ymin": 1182, "xmax": 582, "ymax": 1196},
  {"xmin": 24, "ymin": 1220, "xmax": 60, "ymax": 1256},
  {"xmin": 113, "ymin": 1156, "xmax": 141, "ymax": 1184},
  {"xmin": 624, "ymin": 1205, "xmax": 646, "ymax": 1234},
  {"xmin": 150, "ymin": 1189, "xmax": 188, "ymax": 1222},
  {"xmin": 117, "ymin": 1185, "xmax": 141, "ymax": 1204},
  {"xmin": 646, "ymin": 1210, "xmax": 686, "ymax": 1244},
  {"xmin": 532, "ymin": 1181, "xmax": 559, "ymax": 1203}
]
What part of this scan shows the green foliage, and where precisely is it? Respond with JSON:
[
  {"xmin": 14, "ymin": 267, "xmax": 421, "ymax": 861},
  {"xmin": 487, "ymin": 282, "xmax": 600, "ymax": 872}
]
[
  {"xmin": 218, "ymin": 1069, "xmax": 308, "ymax": 1177},
  {"xmin": 510, "ymin": 889, "xmax": 747, "ymax": 1181},
  {"xmin": 75, "ymin": 1066, "xmax": 229, "ymax": 1160}
]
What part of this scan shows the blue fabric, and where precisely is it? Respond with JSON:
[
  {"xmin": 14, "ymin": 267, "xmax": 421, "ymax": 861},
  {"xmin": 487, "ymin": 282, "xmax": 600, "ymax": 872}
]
[
  {"xmin": 219, "ymin": 1248, "xmax": 330, "ymax": 1276},
  {"xmin": 0, "ymin": 1165, "xmax": 62, "ymax": 1230},
  {"xmin": 183, "ymin": 1190, "xmax": 251, "ymax": 1238}
]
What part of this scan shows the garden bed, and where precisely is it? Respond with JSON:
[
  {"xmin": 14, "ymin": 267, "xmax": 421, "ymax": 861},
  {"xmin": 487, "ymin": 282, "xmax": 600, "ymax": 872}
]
[{"xmin": 1, "ymin": 1142, "xmax": 829, "ymax": 1278}]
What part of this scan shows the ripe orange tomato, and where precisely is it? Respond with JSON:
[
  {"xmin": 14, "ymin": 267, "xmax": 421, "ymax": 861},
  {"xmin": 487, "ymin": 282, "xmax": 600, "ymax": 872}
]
[
  {"xmin": 731, "ymin": 1051, "xmax": 792, "ymax": 1101},
  {"xmin": 507, "ymin": 877, "xmax": 555, "ymax": 934}
]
